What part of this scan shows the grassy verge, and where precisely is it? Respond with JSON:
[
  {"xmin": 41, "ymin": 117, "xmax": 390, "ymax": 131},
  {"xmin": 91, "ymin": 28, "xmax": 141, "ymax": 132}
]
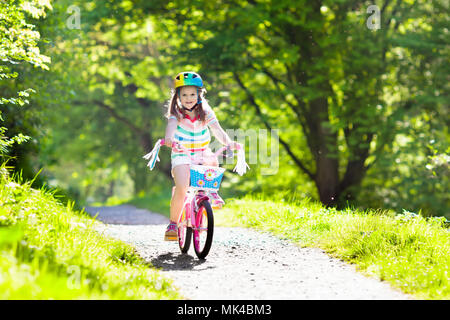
[
  {"xmin": 214, "ymin": 194, "xmax": 450, "ymax": 300},
  {"xmin": 0, "ymin": 168, "xmax": 181, "ymax": 299}
]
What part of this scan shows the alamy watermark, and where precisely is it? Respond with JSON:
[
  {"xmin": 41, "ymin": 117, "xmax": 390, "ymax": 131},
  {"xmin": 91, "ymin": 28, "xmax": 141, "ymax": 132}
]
[
  {"xmin": 67, "ymin": 265, "xmax": 81, "ymax": 290},
  {"xmin": 210, "ymin": 128, "xmax": 280, "ymax": 175},
  {"xmin": 366, "ymin": 5, "xmax": 381, "ymax": 30},
  {"xmin": 66, "ymin": 5, "xmax": 81, "ymax": 30}
]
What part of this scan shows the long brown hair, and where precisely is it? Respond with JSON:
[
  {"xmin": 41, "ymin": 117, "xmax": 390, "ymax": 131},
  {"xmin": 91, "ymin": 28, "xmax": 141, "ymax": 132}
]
[{"xmin": 165, "ymin": 87, "xmax": 209, "ymax": 123}]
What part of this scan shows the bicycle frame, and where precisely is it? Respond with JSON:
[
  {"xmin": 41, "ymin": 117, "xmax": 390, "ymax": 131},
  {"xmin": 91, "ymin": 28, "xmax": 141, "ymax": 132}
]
[{"xmin": 179, "ymin": 188, "xmax": 210, "ymax": 230}]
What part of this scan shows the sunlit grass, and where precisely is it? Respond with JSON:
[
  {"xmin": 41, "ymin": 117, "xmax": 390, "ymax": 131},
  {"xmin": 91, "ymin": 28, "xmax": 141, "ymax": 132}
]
[
  {"xmin": 215, "ymin": 194, "xmax": 450, "ymax": 300},
  {"xmin": 127, "ymin": 187, "xmax": 450, "ymax": 299},
  {"xmin": 0, "ymin": 166, "xmax": 181, "ymax": 299}
]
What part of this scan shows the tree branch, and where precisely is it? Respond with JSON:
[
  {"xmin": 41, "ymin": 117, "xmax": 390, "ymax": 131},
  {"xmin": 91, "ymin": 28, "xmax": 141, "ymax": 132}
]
[
  {"xmin": 244, "ymin": 57, "xmax": 312, "ymax": 140},
  {"xmin": 233, "ymin": 72, "xmax": 315, "ymax": 180},
  {"xmin": 90, "ymin": 100, "xmax": 145, "ymax": 136},
  {"xmin": 88, "ymin": 99, "xmax": 172, "ymax": 178}
]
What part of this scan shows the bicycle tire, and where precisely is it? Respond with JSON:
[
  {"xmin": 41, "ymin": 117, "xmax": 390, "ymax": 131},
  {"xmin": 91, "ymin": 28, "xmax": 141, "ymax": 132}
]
[
  {"xmin": 178, "ymin": 207, "xmax": 192, "ymax": 253},
  {"xmin": 193, "ymin": 200, "xmax": 214, "ymax": 259}
]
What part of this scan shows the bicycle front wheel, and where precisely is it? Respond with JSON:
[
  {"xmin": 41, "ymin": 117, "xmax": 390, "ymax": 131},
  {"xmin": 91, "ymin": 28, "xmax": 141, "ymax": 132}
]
[
  {"xmin": 178, "ymin": 206, "xmax": 192, "ymax": 253},
  {"xmin": 193, "ymin": 200, "xmax": 214, "ymax": 259}
]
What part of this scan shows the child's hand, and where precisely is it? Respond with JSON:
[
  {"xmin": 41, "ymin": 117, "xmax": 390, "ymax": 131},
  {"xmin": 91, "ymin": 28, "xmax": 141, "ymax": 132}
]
[
  {"xmin": 227, "ymin": 141, "xmax": 242, "ymax": 150},
  {"xmin": 164, "ymin": 137, "xmax": 173, "ymax": 147}
]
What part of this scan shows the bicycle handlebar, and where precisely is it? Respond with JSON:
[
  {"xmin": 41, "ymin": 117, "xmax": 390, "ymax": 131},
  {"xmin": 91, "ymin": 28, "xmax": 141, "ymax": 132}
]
[
  {"xmin": 144, "ymin": 138, "xmax": 249, "ymax": 175},
  {"xmin": 160, "ymin": 138, "xmax": 241, "ymax": 158}
]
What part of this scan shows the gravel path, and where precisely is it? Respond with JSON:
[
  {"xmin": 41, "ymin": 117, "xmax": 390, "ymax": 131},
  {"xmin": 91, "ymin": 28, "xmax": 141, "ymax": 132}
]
[{"xmin": 85, "ymin": 205, "xmax": 412, "ymax": 300}]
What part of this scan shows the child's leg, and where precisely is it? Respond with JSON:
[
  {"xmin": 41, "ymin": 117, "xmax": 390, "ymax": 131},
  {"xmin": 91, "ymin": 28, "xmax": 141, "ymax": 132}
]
[
  {"xmin": 206, "ymin": 155, "xmax": 219, "ymax": 167},
  {"xmin": 170, "ymin": 164, "xmax": 190, "ymax": 223}
]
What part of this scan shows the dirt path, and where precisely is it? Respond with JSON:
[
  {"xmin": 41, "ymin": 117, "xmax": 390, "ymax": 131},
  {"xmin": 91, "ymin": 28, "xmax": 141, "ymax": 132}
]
[{"xmin": 85, "ymin": 205, "xmax": 412, "ymax": 300}]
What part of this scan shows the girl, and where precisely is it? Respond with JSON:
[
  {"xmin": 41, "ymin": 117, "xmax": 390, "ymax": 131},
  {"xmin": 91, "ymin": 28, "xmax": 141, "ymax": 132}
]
[{"xmin": 163, "ymin": 71, "xmax": 240, "ymax": 241}]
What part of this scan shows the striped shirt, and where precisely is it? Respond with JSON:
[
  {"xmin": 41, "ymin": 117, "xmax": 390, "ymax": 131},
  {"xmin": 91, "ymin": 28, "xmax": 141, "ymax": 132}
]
[{"xmin": 169, "ymin": 109, "xmax": 218, "ymax": 160}]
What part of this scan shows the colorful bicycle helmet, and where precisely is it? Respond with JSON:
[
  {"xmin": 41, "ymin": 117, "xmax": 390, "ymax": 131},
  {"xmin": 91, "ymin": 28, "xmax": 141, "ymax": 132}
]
[
  {"xmin": 174, "ymin": 71, "xmax": 203, "ymax": 89},
  {"xmin": 174, "ymin": 71, "xmax": 204, "ymax": 111}
]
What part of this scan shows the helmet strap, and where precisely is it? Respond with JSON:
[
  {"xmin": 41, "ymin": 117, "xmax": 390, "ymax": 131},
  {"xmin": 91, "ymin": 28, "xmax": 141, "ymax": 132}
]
[{"xmin": 182, "ymin": 104, "xmax": 198, "ymax": 112}]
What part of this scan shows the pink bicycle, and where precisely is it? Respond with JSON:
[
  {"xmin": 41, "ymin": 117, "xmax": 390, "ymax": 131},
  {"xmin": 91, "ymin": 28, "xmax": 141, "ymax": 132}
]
[{"xmin": 144, "ymin": 138, "xmax": 249, "ymax": 259}]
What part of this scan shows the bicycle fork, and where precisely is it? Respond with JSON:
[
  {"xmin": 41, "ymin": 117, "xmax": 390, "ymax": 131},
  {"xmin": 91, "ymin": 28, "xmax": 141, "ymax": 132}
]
[{"xmin": 192, "ymin": 192, "xmax": 210, "ymax": 233}]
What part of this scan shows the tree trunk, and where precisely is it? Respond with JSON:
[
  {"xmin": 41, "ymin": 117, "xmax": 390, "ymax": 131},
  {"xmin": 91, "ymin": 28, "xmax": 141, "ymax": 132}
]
[
  {"xmin": 315, "ymin": 155, "xmax": 339, "ymax": 206},
  {"xmin": 305, "ymin": 96, "xmax": 340, "ymax": 206},
  {"xmin": 336, "ymin": 158, "xmax": 368, "ymax": 207}
]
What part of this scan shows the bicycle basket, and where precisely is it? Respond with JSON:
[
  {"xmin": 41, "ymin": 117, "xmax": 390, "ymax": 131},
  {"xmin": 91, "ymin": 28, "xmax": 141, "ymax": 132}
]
[{"xmin": 189, "ymin": 165, "xmax": 226, "ymax": 190}]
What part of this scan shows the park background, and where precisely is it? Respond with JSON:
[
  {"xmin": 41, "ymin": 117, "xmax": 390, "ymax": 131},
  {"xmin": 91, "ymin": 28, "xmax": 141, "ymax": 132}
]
[{"xmin": 1, "ymin": 0, "xmax": 448, "ymax": 218}]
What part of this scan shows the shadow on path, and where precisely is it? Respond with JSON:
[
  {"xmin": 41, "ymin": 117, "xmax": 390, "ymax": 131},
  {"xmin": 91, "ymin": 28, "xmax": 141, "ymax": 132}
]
[{"xmin": 150, "ymin": 252, "xmax": 216, "ymax": 271}]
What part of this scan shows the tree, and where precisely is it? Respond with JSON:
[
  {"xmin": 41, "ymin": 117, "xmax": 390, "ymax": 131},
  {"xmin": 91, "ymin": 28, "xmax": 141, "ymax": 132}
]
[
  {"xmin": 36, "ymin": 0, "xmax": 183, "ymax": 199},
  {"xmin": 0, "ymin": 0, "xmax": 52, "ymax": 179},
  {"xmin": 143, "ymin": 0, "xmax": 448, "ymax": 209}
]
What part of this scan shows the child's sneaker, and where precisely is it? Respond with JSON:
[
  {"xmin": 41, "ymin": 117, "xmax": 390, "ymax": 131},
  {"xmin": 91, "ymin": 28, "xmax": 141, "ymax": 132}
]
[{"xmin": 164, "ymin": 222, "xmax": 178, "ymax": 241}]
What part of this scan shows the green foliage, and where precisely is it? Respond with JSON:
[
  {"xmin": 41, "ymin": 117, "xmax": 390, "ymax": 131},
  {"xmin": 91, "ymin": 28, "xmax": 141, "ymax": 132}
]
[
  {"xmin": 216, "ymin": 195, "xmax": 450, "ymax": 299},
  {"xmin": 0, "ymin": 0, "xmax": 52, "ymax": 183},
  {"xmin": 0, "ymin": 163, "xmax": 180, "ymax": 299},
  {"xmin": 3, "ymin": 0, "xmax": 444, "ymax": 218},
  {"xmin": 138, "ymin": 0, "xmax": 449, "ymax": 214},
  {"xmin": 34, "ymin": 1, "xmax": 182, "ymax": 201}
]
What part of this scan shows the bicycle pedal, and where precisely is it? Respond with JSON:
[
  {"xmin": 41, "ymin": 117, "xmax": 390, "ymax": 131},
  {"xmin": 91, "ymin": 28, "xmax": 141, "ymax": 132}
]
[
  {"xmin": 210, "ymin": 192, "xmax": 224, "ymax": 203},
  {"xmin": 212, "ymin": 203, "xmax": 223, "ymax": 210}
]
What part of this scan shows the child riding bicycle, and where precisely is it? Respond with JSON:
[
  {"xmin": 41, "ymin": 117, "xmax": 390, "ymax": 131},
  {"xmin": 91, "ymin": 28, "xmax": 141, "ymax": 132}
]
[{"xmin": 160, "ymin": 72, "xmax": 243, "ymax": 241}]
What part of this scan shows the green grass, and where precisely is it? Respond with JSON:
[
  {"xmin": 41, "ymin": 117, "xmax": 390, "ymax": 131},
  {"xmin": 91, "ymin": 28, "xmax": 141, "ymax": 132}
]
[
  {"xmin": 0, "ymin": 167, "xmax": 181, "ymax": 299},
  {"xmin": 116, "ymin": 187, "xmax": 450, "ymax": 300},
  {"xmin": 214, "ymin": 194, "xmax": 450, "ymax": 300}
]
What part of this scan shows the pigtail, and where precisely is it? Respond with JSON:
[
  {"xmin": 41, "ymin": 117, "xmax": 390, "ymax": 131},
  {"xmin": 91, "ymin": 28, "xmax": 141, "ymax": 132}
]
[
  {"xmin": 165, "ymin": 89, "xmax": 181, "ymax": 121},
  {"xmin": 196, "ymin": 87, "xmax": 207, "ymax": 123}
]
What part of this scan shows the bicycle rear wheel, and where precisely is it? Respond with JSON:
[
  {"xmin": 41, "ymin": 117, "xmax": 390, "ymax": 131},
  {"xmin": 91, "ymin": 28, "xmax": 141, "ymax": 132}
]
[
  {"xmin": 178, "ymin": 206, "xmax": 192, "ymax": 253},
  {"xmin": 193, "ymin": 200, "xmax": 214, "ymax": 259}
]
